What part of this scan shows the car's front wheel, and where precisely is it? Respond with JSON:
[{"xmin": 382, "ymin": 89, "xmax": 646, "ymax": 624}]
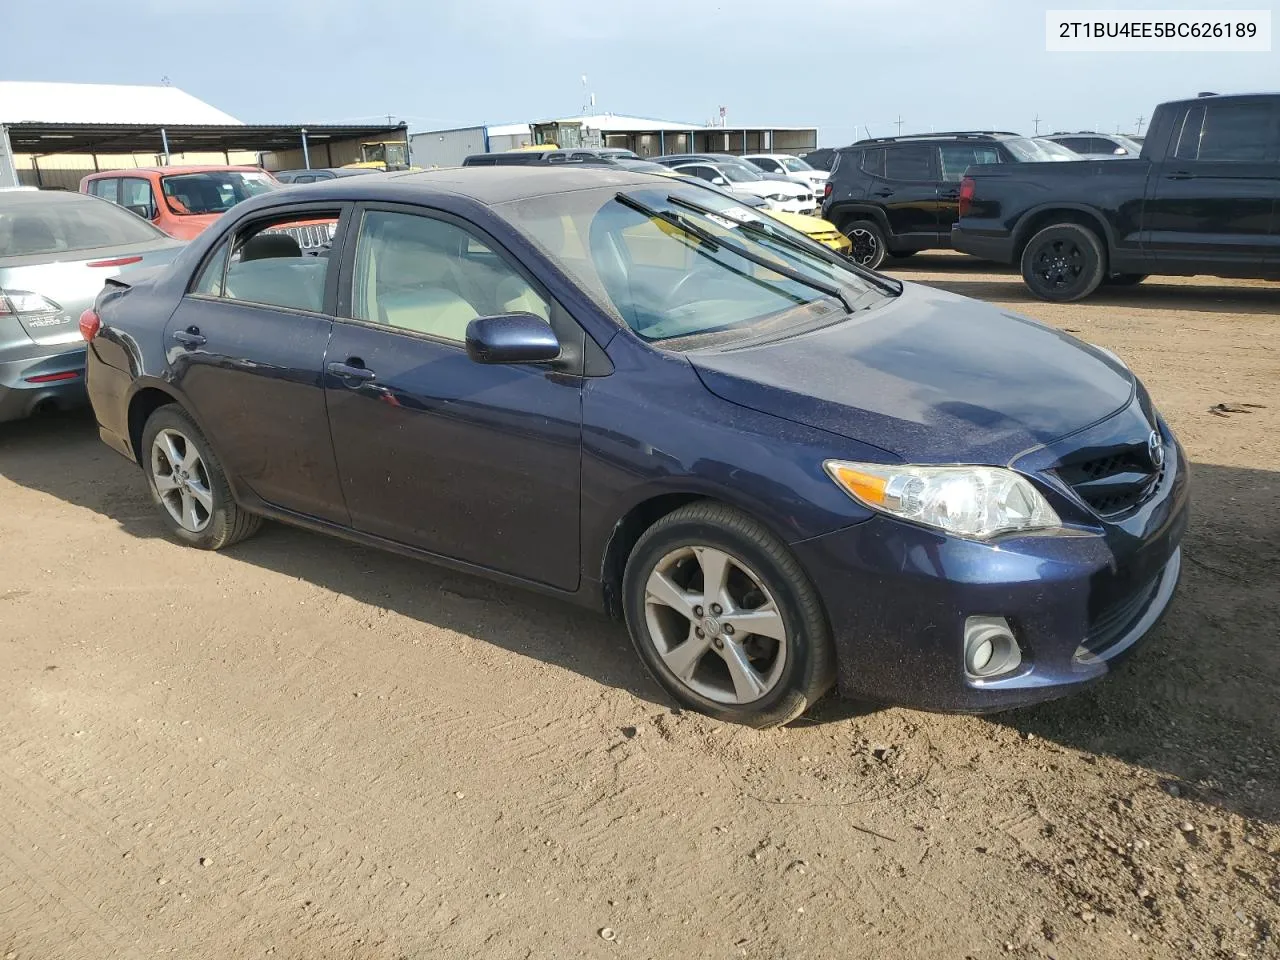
[
  {"xmin": 841, "ymin": 219, "xmax": 887, "ymax": 270},
  {"xmin": 1020, "ymin": 223, "xmax": 1106, "ymax": 302},
  {"xmin": 622, "ymin": 502, "xmax": 835, "ymax": 727},
  {"xmin": 141, "ymin": 406, "xmax": 261, "ymax": 550}
]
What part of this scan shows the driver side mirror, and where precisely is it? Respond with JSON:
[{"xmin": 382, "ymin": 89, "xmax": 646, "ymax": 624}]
[
  {"xmin": 125, "ymin": 203, "xmax": 157, "ymax": 220},
  {"xmin": 712, "ymin": 176, "xmax": 729, "ymax": 186},
  {"xmin": 465, "ymin": 313, "xmax": 561, "ymax": 364}
]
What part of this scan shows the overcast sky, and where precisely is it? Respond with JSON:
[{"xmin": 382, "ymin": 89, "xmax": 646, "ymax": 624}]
[{"xmin": 6, "ymin": 0, "xmax": 1277, "ymax": 145}]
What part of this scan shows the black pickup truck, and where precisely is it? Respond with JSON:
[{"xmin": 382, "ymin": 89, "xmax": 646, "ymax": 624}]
[{"xmin": 952, "ymin": 92, "xmax": 1280, "ymax": 301}]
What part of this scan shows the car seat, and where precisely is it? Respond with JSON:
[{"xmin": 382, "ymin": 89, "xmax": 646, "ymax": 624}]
[{"xmin": 361, "ymin": 220, "xmax": 479, "ymax": 340}]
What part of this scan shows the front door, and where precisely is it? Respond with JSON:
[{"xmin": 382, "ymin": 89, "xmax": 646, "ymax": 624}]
[
  {"xmin": 324, "ymin": 206, "xmax": 584, "ymax": 590},
  {"xmin": 164, "ymin": 207, "xmax": 349, "ymax": 523},
  {"xmin": 1143, "ymin": 98, "xmax": 1280, "ymax": 269},
  {"xmin": 877, "ymin": 144, "xmax": 941, "ymax": 245}
]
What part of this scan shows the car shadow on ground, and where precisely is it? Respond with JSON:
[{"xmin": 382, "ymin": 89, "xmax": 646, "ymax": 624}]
[
  {"xmin": 885, "ymin": 255, "xmax": 1280, "ymax": 316},
  {"xmin": 3, "ymin": 412, "xmax": 1277, "ymax": 822}
]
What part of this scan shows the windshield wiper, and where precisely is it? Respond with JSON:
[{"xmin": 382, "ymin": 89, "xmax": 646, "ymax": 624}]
[
  {"xmin": 615, "ymin": 192, "xmax": 855, "ymax": 313},
  {"xmin": 666, "ymin": 194, "xmax": 903, "ymax": 297}
]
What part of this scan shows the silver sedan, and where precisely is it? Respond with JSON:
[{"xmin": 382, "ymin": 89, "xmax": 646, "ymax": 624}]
[{"xmin": 1, "ymin": 189, "xmax": 184, "ymax": 423}]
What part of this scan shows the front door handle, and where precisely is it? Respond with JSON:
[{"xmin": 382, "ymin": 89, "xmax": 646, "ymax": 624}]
[
  {"xmin": 327, "ymin": 360, "xmax": 376, "ymax": 382},
  {"xmin": 171, "ymin": 327, "xmax": 206, "ymax": 348},
  {"xmin": 873, "ymin": 189, "xmax": 894, "ymax": 197},
  {"xmin": 1164, "ymin": 172, "xmax": 1194, "ymax": 180}
]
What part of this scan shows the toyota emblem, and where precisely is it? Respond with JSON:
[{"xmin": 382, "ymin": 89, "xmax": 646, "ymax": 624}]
[{"xmin": 1147, "ymin": 430, "xmax": 1165, "ymax": 469}]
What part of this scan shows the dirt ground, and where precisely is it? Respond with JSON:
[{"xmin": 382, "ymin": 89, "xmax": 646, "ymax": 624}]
[{"xmin": 1, "ymin": 254, "xmax": 1277, "ymax": 960}]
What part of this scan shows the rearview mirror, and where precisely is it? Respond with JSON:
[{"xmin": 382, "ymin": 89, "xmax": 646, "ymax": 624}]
[{"xmin": 465, "ymin": 313, "xmax": 561, "ymax": 364}]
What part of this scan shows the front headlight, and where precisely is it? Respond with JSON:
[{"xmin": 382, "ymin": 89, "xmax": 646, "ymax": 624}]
[
  {"xmin": 765, "ymin": 193, "xmax": 790, "ymax": 202},
  {"xmin": 824, "ymin": 461, "xmax": 1061, "ymax": 540}
]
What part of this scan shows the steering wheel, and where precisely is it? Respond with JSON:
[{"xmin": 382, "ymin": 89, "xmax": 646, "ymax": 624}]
[{"xmin": 662, "ymin": 267, "xmax": 711, "ymax": 311}]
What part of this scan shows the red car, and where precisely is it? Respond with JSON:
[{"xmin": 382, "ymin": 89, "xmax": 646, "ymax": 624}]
[{"xmin": 80, "ymin": 166, "xmax": 280, "ymax": 241}]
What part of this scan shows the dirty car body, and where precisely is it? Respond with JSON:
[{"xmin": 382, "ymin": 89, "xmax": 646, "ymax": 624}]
[{"xmin": 83, "ymin": 167, "xmax": 1188, "ymax": 722}]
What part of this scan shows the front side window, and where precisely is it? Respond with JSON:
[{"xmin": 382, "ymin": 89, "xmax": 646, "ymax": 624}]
[
  {"xmin": 350, "ymin": 211, "xmax": 549, "ymax": 342},
  {"xmin": 938, "ymin": 145, "xmax": 1001, "ymax": 181},
  {"xmin": 120, "ymin": 178, "xmax": 156, "ymax": 218},
  {"xmin": 191, "ymin": 210, "xmax": 340, "ymax": 311},
  {"xmin": 160, "ymin": 170, "xmax": 278, "ymax": 216},
  {"xmin": 718, "ymin": 160, "xmax": 764, "ymax": 183},
  {"xmin": 780, "ymin": 157, "xmax": 814, "ymax": 173},
  {"xmin": 502, "ymin": 185, "xmax": 884, "ymax": 344}
]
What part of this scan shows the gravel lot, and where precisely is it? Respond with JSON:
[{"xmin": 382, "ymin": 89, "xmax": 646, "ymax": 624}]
[{"xmin": 1, "ymin": 255, "xmax": 1276, "ymax": 960}]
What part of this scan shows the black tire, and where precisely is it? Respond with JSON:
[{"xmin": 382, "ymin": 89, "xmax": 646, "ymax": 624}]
[
  {"xmin": 1020, "ymin": 223, "xmax": 1106, "ymax": 302},
  {"xmin": 622, "ymin": 502, "xmax": 835, "ymax": 728},
  {"xmin": 887, "ymin": 249, "xmax": 918, "ymax": 259},
  {"xmin": 140, "ymin": 405, "xmax": 261, "ymax": 550},
  {"xmin": 841, "ymin": 219, "xmax": 887, "ymax": 270},
  {"xmin": 1106, "ymin": 273, "xmax": 1148, "ymax": 286}
]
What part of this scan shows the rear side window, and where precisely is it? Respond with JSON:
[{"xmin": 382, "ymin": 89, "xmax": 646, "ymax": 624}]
[
  {"xmin": 190, "ymin": 210, "xmax": 341, "ymax": 312},
  {"xmin": 0, "ymin": 194, "xmax": 163, "ymax": 255},
  {"xmin": 859, "ymin": 148, "xmax": 885, "ymax": 178},
  {"xmin": 1058, "ymin": 137, "xmax": 1093, "ymax": 153},
  {"xmin": 1195, "ymin": 101, "xmax": 1274, "ymax": 161},
  {"xmin": 938, "ymin": 144, "xmax": 1001, "ymax": 181},
  {"xmin": 885, "ymin": 144, "xmax": 935, "ymax": 180}
]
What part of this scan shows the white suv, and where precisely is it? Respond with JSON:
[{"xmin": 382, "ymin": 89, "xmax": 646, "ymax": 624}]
[
  {"xmin": 671, "ymin": 161, "xmax": 816, "ymax": 214},
  {"xmin": 743, "ymin": 154, "xmax": 829, "ymax": 195}
]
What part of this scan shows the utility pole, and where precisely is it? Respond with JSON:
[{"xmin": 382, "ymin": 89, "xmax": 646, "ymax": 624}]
[
  {"xmin": 894, "ymin": 115, "xmax": 904, "ymax": 136},
  {"xmin": 1135, "ymin": 114, "xmax": 1146, "ymax": 134},
  {"xmin": 1034, "ymin": 114, "xmax": 1042, "ymax": 135}
]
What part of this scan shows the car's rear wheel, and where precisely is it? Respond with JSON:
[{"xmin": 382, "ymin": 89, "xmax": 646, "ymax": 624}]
[
  {"xmin": 1106, "ymin": 273, "xmax": 1148, "ymax": 286},
  {"xmin": 622, "ymin": 502, "xmax": 835, "ymax": 728},
  {"xmin": 841, "ymin": 219, "xmax": 887, "ymax": 270},
  {"xmin": 141, "ymin": 406, "xmax": 261, "ymax": 550},
  {"xmin": 1020, "ymin": 223, "xmax": 1106, "ymax": 302}
]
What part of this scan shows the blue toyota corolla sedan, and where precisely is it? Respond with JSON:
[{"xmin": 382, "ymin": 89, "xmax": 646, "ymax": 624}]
[{"xmin": 81, "ymin": 167, "xmax": 1188, "ymax": 727}]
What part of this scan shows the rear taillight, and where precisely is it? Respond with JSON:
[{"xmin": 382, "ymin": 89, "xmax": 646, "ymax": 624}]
[
  {"xmin": 79, "ymin": 308, "xmax": 101, "ymax": 341},
  {"xmin": 822, "ymin": 182, "xmax": 832, "ymax": 200},
  {"xmin": 958, "ymin": 177, "xmax": 976, "ymax": 218},
  {"xmin": 0, "ymin": 289, "xmax": 60, "ymax": 318}
]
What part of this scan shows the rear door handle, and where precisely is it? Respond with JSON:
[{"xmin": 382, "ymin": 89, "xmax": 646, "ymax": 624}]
[
  {"xmin": 873, "ymin": 189, "xmax": 894, "ymax": 197},
  {"xmin": 171, "ymin": 327, "xmax": 206, "ymax": 348},
  {"xmin": 327, "ymin": 360, "xmax": 376, "ymax": 382},
  {"xmin": 1164, "ymin": 172, "xmax": 1194, "ymax": 180}
]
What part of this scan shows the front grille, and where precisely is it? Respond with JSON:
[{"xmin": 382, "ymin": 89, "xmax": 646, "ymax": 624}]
[
  {"xmin": 267, "ymin": 223, "xmax": 333, "ymax": 253},
  {"xmin": 1055, "ymin": 440, "xmax": 1164, "ymax": 517}
]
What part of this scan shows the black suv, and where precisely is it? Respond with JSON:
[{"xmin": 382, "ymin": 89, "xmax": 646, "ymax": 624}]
[{"xmin": 822, "ymin": 132, "xmax": 1064, "ymax": 268}]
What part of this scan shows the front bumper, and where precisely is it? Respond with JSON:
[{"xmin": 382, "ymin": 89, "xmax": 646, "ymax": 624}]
[
  {"xmin": 951, "ymin": 225, "xmax": 1016, "ymax": 264},
  {"xmin": 792, "ymin": 437, "xmax": 1190, "ymax": 713},
  {"xmin": 0, "ymin": 347, "xmax": 88, "ymax": 423}
]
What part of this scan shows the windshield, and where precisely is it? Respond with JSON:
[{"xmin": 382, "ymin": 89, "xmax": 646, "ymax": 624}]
[
  {"xmin": 1002, "ymin": 137, "xmax": 1065, "ymax": 162},
  {"xmin": 718, "ymin": 161, "xmax": 763, "ymax": 183},
  {"xmin": 780, "ymin": 157, "xmax": 814, "ymax": 172},
  {"xmin": 1031, "ymin": 139, "xmax": 1080, "ymax": 161},
  {"xmin": 500, "ymin": 185, "xmax": 884, "ymax": 343},
  {"xmin": 0, "ymin": 193, "xmax": 164, "ymax": 256},
  {"xmin": 160, "ymin": 171, "xmax": 278, "ymax": 216}
]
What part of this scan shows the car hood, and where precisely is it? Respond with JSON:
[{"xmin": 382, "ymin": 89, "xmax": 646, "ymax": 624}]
[{"xmin": 688, "ymin": 283, "xmax": 1136, "ymax": 465}]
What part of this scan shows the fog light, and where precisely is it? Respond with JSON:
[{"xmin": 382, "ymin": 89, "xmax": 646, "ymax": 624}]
[{"xmin": 964, "ymin": 616, "xmax": 1022, "ymax": 679}]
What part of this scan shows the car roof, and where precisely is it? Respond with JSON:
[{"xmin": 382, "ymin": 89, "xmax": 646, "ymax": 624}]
[
  {"xmin": 0, "ymin": 188, "xmax": 108, "ymax": 209},
  {"xmin": 849, "ymin": 132, "xmax": 1022, "ymax": 147},
  {"xmin": 281, "ymin": 165, "xmax": 664, "ymax": 206},
  {"xmin": 86, "ymin": 165, "xmax": 265, "ymax": 177}
]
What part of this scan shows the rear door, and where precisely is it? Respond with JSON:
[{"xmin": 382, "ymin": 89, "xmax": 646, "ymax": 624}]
[
  {"xmin": 323, "ymin": 204, "xmax": 584, "ymax": 589},
  {"xmin": 874, "ymin": 144, "xmax": 941, "ymax": 243},
  {"xmin": 163, "ymin": 204, "xmax": 351, "ymax": 523},
  {"xmin": 1144, "ymin": 99, "xmax": 1280, "ymax": 268}
]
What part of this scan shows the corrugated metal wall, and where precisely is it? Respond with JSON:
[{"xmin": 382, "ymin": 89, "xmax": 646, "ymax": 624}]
[
  {"xmin": 409, "ymin": 127, "xmax": 488, "ymax": 168},
  {"xmin": 15, "ymin": 151, "xmax": 258, "ymax": 190}
]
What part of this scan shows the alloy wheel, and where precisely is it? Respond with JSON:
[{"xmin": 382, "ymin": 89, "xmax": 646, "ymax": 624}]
[
  {"xmin": 150, "ymin": 428, "xmax": 214, "ymax": 533},
  {"xmin": 846, "ymin": 227, "xmax": 881, "ymax": 266},
  {"xmin": 1032, "ymin": 238, "xmax": 1085, "ymax": 289},
  {"xmin": 643, "ymin": 545, "xmax": 788, "ymax": 704}
]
